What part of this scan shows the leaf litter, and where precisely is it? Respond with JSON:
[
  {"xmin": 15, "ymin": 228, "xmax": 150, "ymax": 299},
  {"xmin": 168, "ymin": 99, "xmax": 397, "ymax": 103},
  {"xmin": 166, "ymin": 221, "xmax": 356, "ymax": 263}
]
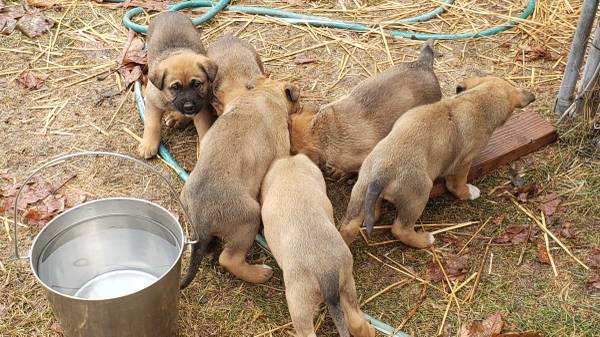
[
  {"xmin": 494, "ymin": 224, "xmax": 538, "ymax": 244},
  {"xmin": 17, "ymin": 70, "xmax": 48, "ymax": 90},
  {"xmin": 116, "ymin": 30, "xmax": 147, "ymax": 88},
  {"xmin": 459, "ymin": 313, "xmax": 543, "ymax": 337},
  {"xmin": 427, "ymin": 254, "xmax": 469, "ymax": 282}
]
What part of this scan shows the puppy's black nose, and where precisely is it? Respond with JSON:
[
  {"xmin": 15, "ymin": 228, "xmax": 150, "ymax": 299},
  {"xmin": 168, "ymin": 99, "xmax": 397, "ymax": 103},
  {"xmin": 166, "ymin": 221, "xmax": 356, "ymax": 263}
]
[{"xmin": 183, "ymin": 102, "xmax": 196, "ymax": 114}]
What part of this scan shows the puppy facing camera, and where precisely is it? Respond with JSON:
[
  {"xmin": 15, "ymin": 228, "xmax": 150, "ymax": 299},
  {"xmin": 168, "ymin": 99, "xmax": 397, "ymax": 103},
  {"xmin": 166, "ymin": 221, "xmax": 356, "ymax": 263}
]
[{"xmin": 139, "ymin": 12, "xmax": 218, "ymax": 159}]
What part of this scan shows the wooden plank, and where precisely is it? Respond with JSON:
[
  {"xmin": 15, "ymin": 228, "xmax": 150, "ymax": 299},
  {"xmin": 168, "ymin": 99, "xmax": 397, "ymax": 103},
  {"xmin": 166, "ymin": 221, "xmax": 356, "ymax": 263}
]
[{"xmin": 430, "ymin": 111, "xmax": 558, "ymax": 197}]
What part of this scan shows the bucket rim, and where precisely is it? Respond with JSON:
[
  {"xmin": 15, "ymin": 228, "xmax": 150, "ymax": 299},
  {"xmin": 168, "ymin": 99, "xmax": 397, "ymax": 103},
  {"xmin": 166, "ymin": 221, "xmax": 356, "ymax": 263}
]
[{"xmin": 29, "ymin": 196, "xmax": 185, "ymax": 301}]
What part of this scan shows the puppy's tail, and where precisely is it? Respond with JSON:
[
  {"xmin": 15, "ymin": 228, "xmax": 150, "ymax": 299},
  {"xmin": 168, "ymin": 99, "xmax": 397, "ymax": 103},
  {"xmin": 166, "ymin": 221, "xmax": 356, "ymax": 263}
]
[
  {"xmin": 417, "ymin": 38, "xmax": 435, "ymax": 67},
  {"xmin": 320, "ymin": 273, "xmax": 350, "ymax": 337},
  {"xmin": 363, "ymin": 178, "xmax": 386, "ymax": 235},
  {"xmin": 179, "ymin": 231, "xmax": 211, "ymax": 290}
]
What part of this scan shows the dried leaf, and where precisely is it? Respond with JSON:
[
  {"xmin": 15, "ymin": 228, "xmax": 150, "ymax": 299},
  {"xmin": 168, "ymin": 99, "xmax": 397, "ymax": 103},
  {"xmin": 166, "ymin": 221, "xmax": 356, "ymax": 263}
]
[
  {"xmin": 23, "ymin": 205, "xmax": 52, "ymax": 225},
  {"xmin": 589, "ymin": 247, "xmax": 600, "ymax": 269},
  {"xmin": 537, "ymin": 194, "xmax": 561, "ymax": 218},
  {"xmin": 427, "ymin": 255, "xmax": 469, "ymax": 282},
  {"xmin": 17, "ymin": 70, "xmax": 48, "ymax": 90},
  {"xmin": 493, "ymin": 333, "xmax": 543, "ymax": 337},
  {"xmin": 0, "ymin": 5, "xmax": 24, "ymax": 19},
  {"xmin": 495, "ymin": 224, "xmax": 537, "ymax": 244},
  {"xmin": 459, "ymin": 313, "xmax": 503, "ymax": 337},
  {"xmin": 0, "ymin": 17, "xmax": 17, "ymax": 35},
  {"xmin": 63, "ymin": 189, "xmax": 88, "ymax": 208},
  {"xmin": 122, "ymin": 37, "xmax": 147, "ymax": 65},
  {"xmin": 513, "ymin": 184, "xmax": 538, "ymax": 202},
  {"xmin": 116, "ymin": 30, "xmax": 147, "ymax": 88},
  {"xmin": 514, "ymin": 45, "xmax": 557, "ymax": 62},
  {"xmin": 43, "ymin": 194, "xmax": 65, "ymax": 214},
  {"xmin": 119, "ymin": 65, "xmax": 143, "ymax": 89},
  {"xmin": 535, "ymin": 243, "xmax": 551, "ymax": 265},
  {"xmin": 294, "ymin": 53, "xmax": 317, "ymax": 65},
  {"xmin": 16, "ymin": 11, "xmax": 53, "ymax": 38},
  {"xmin": 492, "ymin": 213, "xmax": 507, "ymax": 226},
  {"xmin": 27, "ymin": 0, "xmax": 61, "ymax": 8},
  {"xmin": 0, "ymin": 198, "xmax": 11, "ymax": 213},
  {"xmin": 588, "ymin": 270, "xmax": 600, "ymax": 290},
  {"xmin": 559, "ymin": 222, "xmax": 575, "ymax": 239}
]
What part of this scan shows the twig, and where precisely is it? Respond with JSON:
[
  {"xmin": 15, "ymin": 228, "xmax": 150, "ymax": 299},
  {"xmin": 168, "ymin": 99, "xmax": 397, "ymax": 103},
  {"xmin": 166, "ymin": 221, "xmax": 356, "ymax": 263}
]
[
  {"xmin": 431, "ymin": 221, "xmax": 478, "ymax": 235},
  {"xmin": 457, "ymin": 218, "xmax": 489, "ymax": 254},
  {"xmin": 361, "ymin": 279, "xmax": 409, "ymax": 306},
  {"xmin": 540, "ymin": 211, "xmax": 558, "ymax": 277},
  {"xmin": 253, "ymin": 322, "xmax": 293, "ymax": 337}
]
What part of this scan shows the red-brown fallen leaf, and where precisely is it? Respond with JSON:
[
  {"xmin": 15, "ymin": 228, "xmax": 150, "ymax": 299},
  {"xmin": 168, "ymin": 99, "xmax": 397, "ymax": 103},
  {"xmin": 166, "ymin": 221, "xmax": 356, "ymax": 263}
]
[
  {"xmin": 116, "ymin": 30, "xmax": 147, "ymax": 88},
  {"xmin": 459, "ymin": 313, "xmax": 503, "ymax": 337},
  {"xmin": 512, "ymin": 184, "xmax": 538, "ymax": 202},
  {"xmin": 493, "ymin": 333, "xmax": 543, "ymax": 337},
  {"xmin": 0, "ymin": 4, "xmax": 24, "ymax": 19},
  {"xmin": 16, "ymin": 10, "xmax": 54, "ymax": 38},
  {"xmin": 0, "ymin": 16, "xmax": 17, "ymax": 35},
  {"xmin": 23, "ymin": 205, "xmax": 52, "ymax": 225},
  {"xmin": 63, "ymin": 189, "xmax": 88, "ymax": 208},
  {"xmin": 494, "ymin": 224, "xmax": 537, "ymax": 244},
  {"xmin": 27, "ymin": 0, "xmax": 61, "ymax": 8},
  {"xmin": 535, "ymin": 242, "xmax": 551, "ymax": 265},
  {"xmin": 514, "ymin": 45, "xmax": 557, "ymax": 62},
  {"xmin": 589, "ymin": 271, "xmax": 600, "ymax": 290},
  {"xmin": 492, "ymin": 213, "xmax": 507, "ymax": 226},
  {"xmin": 43, "ymin": 194, "xmax": 65, "ymax": 214},
  {"xmin": 559, "ymin": 222, "xmax": 575, "ymax": 239},
  {"xmin": 538, "ymin": 194, "xmax": 561, "ymax": 218},
  {"xmin": 0, "ymin": 198, "xmax": 10, "ymax": 213},
  {"xmin": 427, "ymin": 255, "xmax": 469, "ymax": 282},
  {"xmin": 589, "ymin": 247, "xmax": 600, "ymax": 269},
  {"xmin": 103, "ymin": 0, "xmax": 168, "ymax": 11},
  {"xmin": 294, "ymin": 53, "xmax": 317, "ymax": 65},
  {"xmin": 17, "ymin": 70, "xmax": 48, "ymax": 90}
]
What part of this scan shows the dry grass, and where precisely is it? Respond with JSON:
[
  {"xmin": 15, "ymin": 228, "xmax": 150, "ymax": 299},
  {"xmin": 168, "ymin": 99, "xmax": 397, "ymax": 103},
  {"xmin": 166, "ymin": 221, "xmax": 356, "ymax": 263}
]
[{"xmin": 1, "ymin": 0, "xmax": 599, "ymax": 336}]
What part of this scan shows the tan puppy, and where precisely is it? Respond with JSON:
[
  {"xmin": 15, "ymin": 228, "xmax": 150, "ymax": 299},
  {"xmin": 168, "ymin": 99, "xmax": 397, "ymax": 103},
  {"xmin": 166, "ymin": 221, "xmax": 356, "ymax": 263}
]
[
  {"xmin": 165, "ymin": 34, "xmax": 265, "ymax": 127},
  {"xmin": 140, "ymin": 12, "xmax": 218, "ymax": 159},
  {"xmin": 261, "ymin": 154, "xmax": 375, "ymax": 337},
  {"xmin": 179, "ymin": 78, "xmax": 300, "ymax": 289},
  {"xmin": 290, "ymin": 39, "xmax": 441, "ymax": 176},
  {"xmin": 339, "ymin": 76, "xmax": 536, "ymax": 248}
]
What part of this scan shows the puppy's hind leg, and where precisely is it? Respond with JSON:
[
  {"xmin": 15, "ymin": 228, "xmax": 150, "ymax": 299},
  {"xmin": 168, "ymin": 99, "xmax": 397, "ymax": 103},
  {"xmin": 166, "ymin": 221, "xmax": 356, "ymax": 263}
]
[
  {"xmin": 339, "ymin": 178, "xmax": 369, "ymax": 246},
  {"xmin": 340, "ymin": 274, "xmax": 375, "ymax": 337},
  {"xmin": 445, "ymin": 161, "xmax": 479, "ymax": 200},
  {"xmin": 389, "ymin": 177, "xmax": 435, "ymax": 249},
  {"xmin": 218, "ymin": 200, "xmax": 272, "ymax": 283},
  {"xmin": 286, "ymin": 282, "xmax": 318, "ymax": 337}
]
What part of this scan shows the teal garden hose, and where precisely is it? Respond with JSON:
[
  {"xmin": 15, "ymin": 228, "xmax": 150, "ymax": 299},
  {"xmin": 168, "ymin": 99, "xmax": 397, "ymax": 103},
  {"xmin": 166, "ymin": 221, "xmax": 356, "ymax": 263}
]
[{"xmin": 125, "ymin": 1, "xmax": 536, "ymax": 335}]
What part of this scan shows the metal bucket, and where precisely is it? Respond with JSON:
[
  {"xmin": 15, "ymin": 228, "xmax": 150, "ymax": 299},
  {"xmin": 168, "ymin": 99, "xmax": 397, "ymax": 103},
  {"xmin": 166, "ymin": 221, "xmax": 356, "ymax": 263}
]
[{"xmin": 14, "ymin": 152, "xmax": 195, "ymax": 337}]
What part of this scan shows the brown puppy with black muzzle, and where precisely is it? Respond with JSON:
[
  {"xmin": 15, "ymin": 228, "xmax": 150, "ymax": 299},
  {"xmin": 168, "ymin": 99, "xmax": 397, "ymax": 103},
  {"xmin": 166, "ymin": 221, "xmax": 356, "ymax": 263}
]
[
  {"xmin": 261, "ymin": 154, "xmax": 375, "ymax": 337},
  {"xmin": 339, "ymin": 76, "xmax": 536, "ymax": 248},
  {"xmin": 290, "ymin": 39, "xmax": 441, "ymax": 177},
  {"xmin": 165, "ymin": 34, "xmax": 265, "ymax": 128},
  {"xmin": 179, "ymin": 78, "xmax": 300, "ymax": 289},
  {"xmin": 139, "ymin": 11, "xmax": 218, "ymax": 159}
]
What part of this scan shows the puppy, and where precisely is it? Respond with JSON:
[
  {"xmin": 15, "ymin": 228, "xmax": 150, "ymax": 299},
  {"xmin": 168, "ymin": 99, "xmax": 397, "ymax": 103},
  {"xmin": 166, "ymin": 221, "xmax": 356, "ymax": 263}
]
[
  {"xmin": 290, "ymin": 39, "xmax": 441, "ymax": 176},
  {"xmin": 339, "ymin": 76, "xmax": 536, "ymax": 248},
  {"xmin": 140, "ymin": 12, "xmax": 217, "ymax": 159},
  {"xmin": 179, "ymin": 78, "xmax": 300, "ymax": 289},
  {"xmin": 165, "ymin": 34, "xmax": 265, "ymax": 128},
  {"xmin": 261, "ymin": 154, "xmax": 375, "ymax": 337}
]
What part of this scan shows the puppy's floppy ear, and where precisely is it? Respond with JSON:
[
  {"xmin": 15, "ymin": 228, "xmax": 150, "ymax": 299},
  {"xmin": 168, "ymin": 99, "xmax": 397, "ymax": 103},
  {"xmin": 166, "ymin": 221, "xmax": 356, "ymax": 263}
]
[
  {"xmin": 197, "ymin": 58, "xmax": 218, "ymax": 82},
  {"xmin": 516, "ymin": 89, "xmax": 536, "ymax": 108},
  {"xmin": 285, "ymin": 84, "xmax": 300, "ymax": 103},
  {"xmin": 149, "ymin": 64, "xmax": 166, "ymax": 90}
]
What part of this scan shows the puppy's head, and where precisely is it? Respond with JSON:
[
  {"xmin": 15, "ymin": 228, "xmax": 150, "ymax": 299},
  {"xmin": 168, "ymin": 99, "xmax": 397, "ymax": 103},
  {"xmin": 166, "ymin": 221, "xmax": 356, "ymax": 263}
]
[
  {"xmin": 289, "ymin": 104, "xmax": 320, "ymax": 163},
  {"xmin": 149, "ymin": 52, "xmax": 218, "ymax": 116},
  {"xmin": 456, "ymin": 76, "xmax": 535, "ymax": 109}
]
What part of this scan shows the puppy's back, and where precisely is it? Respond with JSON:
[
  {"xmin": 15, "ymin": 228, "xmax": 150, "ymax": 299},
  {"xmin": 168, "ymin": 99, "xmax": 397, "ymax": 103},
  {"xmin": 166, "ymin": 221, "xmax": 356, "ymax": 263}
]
[
  {"xmin": 147, "ymin": 12, "xmax": 206, "ymax": 61},
  {"xmin": 262, "ymin": 155, "xmax": 350, "ymax": 271}
]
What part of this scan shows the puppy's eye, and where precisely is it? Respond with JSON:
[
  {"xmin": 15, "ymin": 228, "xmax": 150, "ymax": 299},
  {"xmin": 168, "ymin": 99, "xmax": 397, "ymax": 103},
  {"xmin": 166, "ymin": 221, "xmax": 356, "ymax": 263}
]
[
  {"xmin": 170, "ymin": 83, "xmax": 181, "ymax": 91},
  {"xmin": 191, "ymin": 80, "xmax": 202, "ymax": 88}
]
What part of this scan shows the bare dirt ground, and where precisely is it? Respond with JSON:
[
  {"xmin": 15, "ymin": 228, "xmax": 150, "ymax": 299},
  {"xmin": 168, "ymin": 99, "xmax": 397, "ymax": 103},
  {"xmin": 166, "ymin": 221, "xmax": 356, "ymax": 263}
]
[{"xmin": 1, "ymin": 1, "xmax": 599, "ymax": 336}]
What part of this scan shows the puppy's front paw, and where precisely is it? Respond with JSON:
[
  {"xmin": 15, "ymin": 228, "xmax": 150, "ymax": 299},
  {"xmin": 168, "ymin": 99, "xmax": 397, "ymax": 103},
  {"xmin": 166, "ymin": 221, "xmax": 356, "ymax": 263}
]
[
  {"xmin": 247, "ymin": 264, "xmax": 273, "ymax": 284},
  {"xmin": 467, "ymin": 184, "xmax": 480, "ymax": 200},
  {"xmin": 165, "ymin": 111, "xmax": 192, "ymax": 129},
  {"xmin": 138, "ymin": 140, "xmax": 159, "ymax": 159}
]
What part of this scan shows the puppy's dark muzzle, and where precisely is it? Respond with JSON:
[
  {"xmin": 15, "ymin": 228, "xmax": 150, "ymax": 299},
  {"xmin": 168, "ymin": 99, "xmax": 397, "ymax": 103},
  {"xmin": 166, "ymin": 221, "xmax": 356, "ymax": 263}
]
[{"xmin": 182, "ymin": 102, "xmax": 198, "ymax": 115}]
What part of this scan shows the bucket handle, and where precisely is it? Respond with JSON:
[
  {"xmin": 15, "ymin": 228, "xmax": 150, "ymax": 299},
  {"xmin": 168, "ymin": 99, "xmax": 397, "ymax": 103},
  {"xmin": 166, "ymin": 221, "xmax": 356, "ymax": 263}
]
[{"xmin": 13, "ymin": 151, "xmax": 198, "ymax": 260}]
